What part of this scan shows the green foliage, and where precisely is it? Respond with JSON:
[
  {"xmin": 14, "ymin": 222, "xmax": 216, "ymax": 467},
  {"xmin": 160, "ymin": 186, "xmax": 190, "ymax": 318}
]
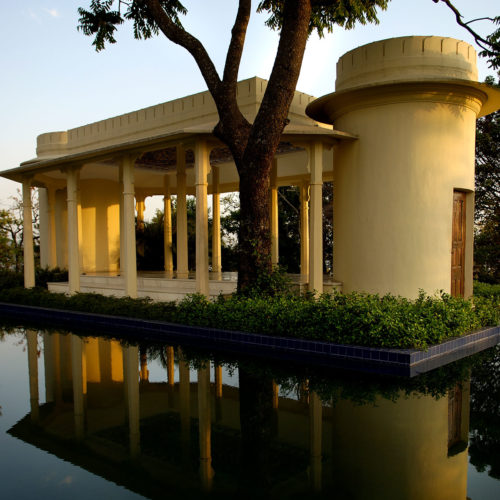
[
  {"xmin": 0, "ymin": 268, "xmax": 68, "ymax": 290},
  {"xmin": 0, "ymin": 269, "xmax": 23, "ymax": 289},
  {"xmin": 475, "ymin": 74, "xmax": 500, "ymax": 283},
  {"xmin": 257, "ymin": 0, "xmax": 389, "ymax": 36},
  {"xmin": 469, "ymin": 345, "xmax": 500, "ymax": 478},
  {"xmin": 78, "ymin": 0, "xmax": 187, "ymax": 51},
  {"xmin": 474, "ymin": 281, "xmax": 500, "ymax": 298},
  {"xmin": 0, "ymin": 286, "xmax": 498, "ymax": 349},
  {"xmin": 478, "ymin": 17, "xmax": 500, "ymax": 70}
]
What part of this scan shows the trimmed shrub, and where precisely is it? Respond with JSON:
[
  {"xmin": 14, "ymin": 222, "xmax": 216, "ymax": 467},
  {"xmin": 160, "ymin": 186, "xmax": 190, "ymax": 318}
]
[{"xmin": 0, "ymin": 285, "xmax": 498, "ymax": 349}]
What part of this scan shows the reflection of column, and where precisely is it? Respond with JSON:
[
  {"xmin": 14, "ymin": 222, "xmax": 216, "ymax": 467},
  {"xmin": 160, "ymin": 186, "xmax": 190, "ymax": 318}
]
[
  {"xmin": 195, "ymin": 140, "xmax": 210, "ymax": 296},
  {"xmin": 271, "ymin": 380, "xmax": 279, "ymax": 436},
  {"xmin": 176, "ymin": 147, "xmax": 189, "ymax": 279},
  {"xmin": 178, "ymin": 348, "xmax": 191, "ymax": 461},
  {"xmin": 166, "ymin": 346, "xmax": 175, "ymax": 386},
  {"xmin": 215, "ymin": 363, "xmax": 223, "ymax": 422},
  {"xmin": 166, "ymin": 346, "xmax": 175, "ymax": 408},
  {"xmin": 123, "ymin": 345, "xmax": 140, "ymax": 458},
  {"xmin": 300, "ymin": 181, "xmax": 310, "ymax": 283},
  {"xmin": 198, "ymin": 366, "xmax": 214, "ymax": 490},
  {"xmin": 52, "ymin": 333, "xmax": 63, "ymax": 404},
  {"xmin": 122, "ymin": 156, "xmax": 137, "ymax": 298},
  {"xmin": 27, "ymin": 330, "xmax": 39, "ymax": 422},
  {"xmin": 43, "ymin": 332, "xmax": 55, "ymax": 403},
  {"xmin": 66, "ymin": 167, "xmax": 80, "ymax": 293},
  {"xmin": 309, "ymin": 142, "xmax": 323, "ymax": 295},
  {"xmin": 139, "ymin": 349, "xmax": 149, "ymax": 383},
  {"xmin": 310, "ymin": 391, "xmax": 323, "ymax": 492},
  {"xmin": 163, "ymin": 176, "xmax": 173, "ymax": 276},
  {"xmin": 212, "ymin": 166, "xmax": 222, "ymax": 279},
  {"xmin": 22, "ymin": 179, "xmax": 35, "ymax": 288},
  {"xmin": 71, "ymin": 335, "xmax": 87, "ymax": 441},
  {"xmin": 272, "ymin": 381, "xmax": 279, "ymax": 410},
  {"xmin": 270, "ymin": 159, "xmax": 279, "ymax": 267}
]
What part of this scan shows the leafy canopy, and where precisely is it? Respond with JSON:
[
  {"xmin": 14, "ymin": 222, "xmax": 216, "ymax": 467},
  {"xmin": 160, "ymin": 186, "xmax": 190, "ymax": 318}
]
[{"xmin": 78, "ymin": 0, "xmax": 389, "ymax": 51}]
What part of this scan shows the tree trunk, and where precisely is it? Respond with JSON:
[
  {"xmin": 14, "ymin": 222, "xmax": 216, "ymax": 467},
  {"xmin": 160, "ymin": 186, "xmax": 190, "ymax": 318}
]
[{"xmin": 236, "ymin": 155, "xmax": 273, "ymax": 294}]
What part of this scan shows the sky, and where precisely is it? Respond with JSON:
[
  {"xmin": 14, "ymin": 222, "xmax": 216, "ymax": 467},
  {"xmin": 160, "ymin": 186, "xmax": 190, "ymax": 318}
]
[{"xmin": 0, "ymin": 0, "xmax": 498, "ymax": 218}]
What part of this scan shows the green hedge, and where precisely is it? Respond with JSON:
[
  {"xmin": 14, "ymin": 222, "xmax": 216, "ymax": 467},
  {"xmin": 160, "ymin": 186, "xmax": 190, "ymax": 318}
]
[
  {"xmin": 474, "ymin": 281, "xmax": 500, "ymax": 299},
  {"xmin": 0, "ymin": 285, "xmax": 498, "ymax": 349},
  {"xmin": 0, "ymin": 268, "xmax": 68, "ymax": 289}
]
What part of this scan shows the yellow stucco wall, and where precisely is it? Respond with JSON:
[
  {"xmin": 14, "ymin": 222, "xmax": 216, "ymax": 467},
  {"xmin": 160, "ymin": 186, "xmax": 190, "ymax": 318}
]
[
  {"xmin": 52, "ymin": 180, "xmax": 121, "ymax": 273},
  {"xmin": 333, "ymin": 98, "xmax": 476, "ymax": 297},
  {"xmin": 310, "ymin": 36, "xmax": 484, "ymax": 298},
  {"xmin": 79, "ymin": 179, "xmax": 121, "ymax": 273}
]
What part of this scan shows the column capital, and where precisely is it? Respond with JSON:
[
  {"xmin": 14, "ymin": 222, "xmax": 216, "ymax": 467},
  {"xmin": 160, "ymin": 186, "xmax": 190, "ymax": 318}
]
[
  {"xmin": 60, "ymin": 164, "xmax": 83, "ymax": 175},
  {"xmin": 21, "ymin": 174, "xmax": 34, "ymax": 186}
]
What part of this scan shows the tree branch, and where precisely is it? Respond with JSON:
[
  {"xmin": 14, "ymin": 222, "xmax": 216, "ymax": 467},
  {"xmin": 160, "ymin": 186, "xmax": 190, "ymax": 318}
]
[
  {"xmin": 246, "ymin": 0, "xmax": 312, "ymax": 162},
  {"xmin": 223, "ymin": 0, "xmax": 251, "ymax": 85},
  {"xmin": 144, "ymin": 0, "xmax": 221, "ymax": 96},
  {"xmin": 435, "ymin": 0, "xmax": 493, "ymax": 52}
]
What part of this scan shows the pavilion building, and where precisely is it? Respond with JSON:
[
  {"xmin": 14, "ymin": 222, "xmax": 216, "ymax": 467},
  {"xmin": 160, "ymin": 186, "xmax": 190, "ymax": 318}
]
[{"xmin": 2, "ymin": 36, "xmax": 500, "ymax": 300}]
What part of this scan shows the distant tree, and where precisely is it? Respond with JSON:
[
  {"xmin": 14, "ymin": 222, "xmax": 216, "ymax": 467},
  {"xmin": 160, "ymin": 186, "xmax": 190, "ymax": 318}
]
[
  {"xmin": 136, "ymin": 196, "xmax": 197, "ymax": 271},
  {"xmin": 77, "ymin": 0, "xmax": 500, "ymax": 294},
  {"xmin": 474, "ymin": 74, "xmax": 500, "ymax": 283},
  {"xmin": 217, "ymin": 184, "xmax": 333, "ymax": 274},
  {"xmin": 0, "ymin": 190, "xmax": 39, "ymax": 272}
]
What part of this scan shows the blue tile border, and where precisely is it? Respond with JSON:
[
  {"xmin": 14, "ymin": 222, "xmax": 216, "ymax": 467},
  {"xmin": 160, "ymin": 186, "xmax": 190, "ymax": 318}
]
[{"xmin": 0, "ymin": 302, "xmax": 498, "ymax": 377}]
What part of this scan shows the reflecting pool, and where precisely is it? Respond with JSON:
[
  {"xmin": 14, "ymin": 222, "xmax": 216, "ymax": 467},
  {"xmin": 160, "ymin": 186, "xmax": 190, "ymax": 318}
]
[{"xmin": 0, "ymin": 325, "xmax": 499, "ymax": 499}]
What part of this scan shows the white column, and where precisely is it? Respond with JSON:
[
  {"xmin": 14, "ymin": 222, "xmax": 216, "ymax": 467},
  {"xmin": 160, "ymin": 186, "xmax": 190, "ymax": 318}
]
[
  {"xmin": 47, "ymin": 187, "xmax": 58, "ymax": 268},
  {"xmin": 163, "ymin": 175, "xmax": 173, "ymax": 276},
  {"xmin": 136, "ymin": 193, "xmax": 145, "ymax": 258},
  {"xmin": 66, "ymin": 168, "xmax": 80, "ymax": 293},
  {"xmin": 211, "ymin": 166, "xmax": 222, "ymax": 279},
  {"xmin": 122, "ymin": 155, "xmax": 137, "ymax": 298},
  {"xmin": 38, "ymin": 187, "xmax": 50, "ymax": 269},
  {"xmin": 71, "ymin": 334, "xmax": 87, "ymax": 441},
  {"xmin": 119, "ymin": 167, "xmax": 125, "ymax": 274},
  {"xmin": 176, "ymin": 147, "xmax": 189, "ymax": 279},
  {"xmin": 22, "ymin": 179, "xmax": 35, "ymax": 288},
  {"xmin": 300, "ymin": 181, "xmax": 310, "ymax": 283},
  {"xmin": 123, "ymin": 344, "xmax": 140, "ymax": 458},
  {"xmin": 270, "ymin": 159, "xmax": 279, "ymax": 267},
  {"xmin": 309, "ymin": 142, "xmax": 323, "ymax": 295},
  {"xmin": 195, "ymin": 140, "xmax": 210, "ymax": 296},
  {"xmin": 135, "ymin": 194, "xmax": 145, "ymax": 230},
  {"xmin": 27, "ymin": 329, "xmax": 39, "ymax": 422}
]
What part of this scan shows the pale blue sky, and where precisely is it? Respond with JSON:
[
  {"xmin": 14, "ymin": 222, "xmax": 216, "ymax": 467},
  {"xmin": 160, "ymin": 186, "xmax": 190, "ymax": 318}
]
[{"xmin": 0, "ymin": 0, "xmax": 498, "ymax": 213}]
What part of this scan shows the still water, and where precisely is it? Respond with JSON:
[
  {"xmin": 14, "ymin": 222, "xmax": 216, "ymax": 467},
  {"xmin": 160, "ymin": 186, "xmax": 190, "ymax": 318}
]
[{"xmin": 0, "ymin": 325, "xmax": 499, "ymax": 499}]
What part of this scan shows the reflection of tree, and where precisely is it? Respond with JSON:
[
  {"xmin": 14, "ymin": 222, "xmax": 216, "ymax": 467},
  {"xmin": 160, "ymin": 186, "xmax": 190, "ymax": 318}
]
[
  {"xmin": 238, "ymin": 367, "xmax": 274, "ymax": 493},
  {"xmin": 469, "ymin": 346, "xmax": 500, "ymax": 479}
]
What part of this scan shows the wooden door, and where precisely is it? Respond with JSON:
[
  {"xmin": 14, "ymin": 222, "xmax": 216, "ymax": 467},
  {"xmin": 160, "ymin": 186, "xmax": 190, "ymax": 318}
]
[{"xmin": 451, "ymin": 191, "xmax": 466, "ymax": 297}]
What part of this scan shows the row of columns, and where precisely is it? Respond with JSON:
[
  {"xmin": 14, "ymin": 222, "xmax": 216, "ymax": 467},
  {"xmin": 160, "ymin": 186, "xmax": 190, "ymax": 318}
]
[
  {"xmin": 269, "ymin": 141, "xmax": 324, "ymax": 294},
  {"xmin": 23, "ymin": 140, "xmax": 326, "ymax": 295},
  {"xmin": 28, "ymin": 331, "xmax": 323, "ymax": 492}
]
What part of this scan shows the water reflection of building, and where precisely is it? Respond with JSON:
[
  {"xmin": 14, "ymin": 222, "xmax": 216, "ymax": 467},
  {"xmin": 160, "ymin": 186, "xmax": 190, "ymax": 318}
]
[{"xmin": 13, "ymin": 330, "xmax": 471, "ymax": 498}]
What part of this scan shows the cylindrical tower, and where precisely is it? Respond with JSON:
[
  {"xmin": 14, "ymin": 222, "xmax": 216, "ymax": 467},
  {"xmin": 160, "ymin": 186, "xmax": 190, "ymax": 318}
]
[{"xmin": 307, "ymin": 36, "xmax": 500, "ymax": 298}]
